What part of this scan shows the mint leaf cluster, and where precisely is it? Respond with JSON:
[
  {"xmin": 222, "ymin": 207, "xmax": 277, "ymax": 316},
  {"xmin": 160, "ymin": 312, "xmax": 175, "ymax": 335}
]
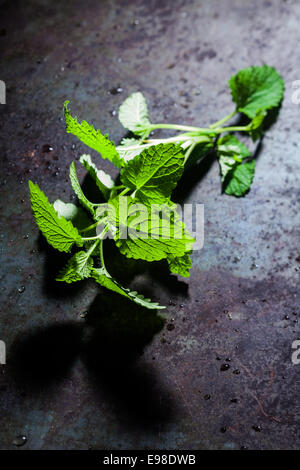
[
  {"xmin": 116, "ymin": 65, "xmax": 284, "ymax": 196},
  {"xmin": 29, "ymin": 65, "xmax": 284, "ymax": 310}
]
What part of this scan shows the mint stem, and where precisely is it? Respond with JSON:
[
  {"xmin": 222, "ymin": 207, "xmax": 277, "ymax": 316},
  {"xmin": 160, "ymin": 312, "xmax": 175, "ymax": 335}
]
[
  {"xmin": 99, "ymin": 238, "xmax": 106, "ymax": 272},
  {"xmin": 183, "ymin": 142, "xmax": 197, "ymax": 164},
  {"xmin": 148, "ymin": 122, "xmax": 249, "ymax": 136},
  {"xmin": 149, "ymin": 123, "xmax": 214, "ymax": 134},
  {"xmin": 210, "ymin": 110, "xmax": 236, "ymax": 129},
  {"xmin": 119, "ymin": 187, "xmax": 130, "ymax": 196},
  {"xmin": 86, "ymin": 239, "xmax": 100, "ymax": 256},
  {"xmin": 79, "ymin": 221, "xmax": 101, "ymax": 233},
  {"xmin": 82, "ymin": 226, "xmax": 108, "ymax": 242}
]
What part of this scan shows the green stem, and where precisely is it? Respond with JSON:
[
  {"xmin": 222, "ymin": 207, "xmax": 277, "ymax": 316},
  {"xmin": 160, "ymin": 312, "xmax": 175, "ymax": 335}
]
[
  {"xmin": 86, "ymin": 239, "xmax": 100, "ymax": 256},
  {"xmin": 116, "ymin": 136, "xmax": 188, "ymax": 152},
  {"xmin": 82, "ymin": 226, "xmax": 108, "ymax": 242},
  {"xmin": 149, "ymin": 123, "xmax": 215, "ymax": 134},
  {"xmin": 214, "ymin": 124, "xmax": 250, "ymax": 134},
  {"xmin": 116, "ymin": 142, "xmax": 154, "ymax": 152},
  {"xmin": 99, "ymin": 238, "xmax": 106, "ymax": 271},
  {"xmin": 144, "ymin": 133, "xmax": 197, "ymax": 144},
  {"xmin": 183, "ymin": 142, "xmax": 197, "ymax": 164},
  {"xmin": 210, "ymin": 110, "xmax": 236, "ymax": 129},
  {"xmin": 99, "ymin": 225, "xmax": 109, "ymax": 272},
  {"xmin": 79, "ymin": 221, "xmax": 101, "ymax": 233},
  {"xmin": 119, "ymin": 187, "xmax": 130, "ymax": 196},
  {"xmin": 118, "ymin": 133, "xmax": 212, "ymax": 153},
  {"xmin": 148, "ymin": 121, "xmax": 250, "ymax": 136}
]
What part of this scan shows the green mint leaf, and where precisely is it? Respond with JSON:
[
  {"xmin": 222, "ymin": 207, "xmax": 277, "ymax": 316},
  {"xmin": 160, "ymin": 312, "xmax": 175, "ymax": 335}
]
[
  {"xmin": 64, "ymin": 101, "xmax": 122, "ymax": 167},
  {"xmin": 29, "ymin": 181, "xmax": 83, "ymax": 252},
  {"xmin": 91, "ymin": 268, "xmax": 165, "ymax": 310},
  {"xmin": 118, "ymin": 92, "xmax": 151, "ymax": 136},
  {"xmin": 224, "ymin": 160, "xmax": 256, "ymax": 197},
  {"xmin": 120, "ymin": 138, "xmax": 140, "ymax": 146},
  {"xmin": 229, "ymin": 65, "xmax": 284, "ymax": 119},
  {"xmin": 117, "ymin": 137, "xmax": 144, "ymax": 163},
  {"xmin": 80, "ymin": 154, "xmax": 114, "ymax": 200},
  {"xmin": 56, "ymin": 251, "xmax": 93, "ymax": 283},
  {"xmin": 105, "ymin": 197, "xmax": 194, "ymax": 262},
  {"xmin": 217, "ymin": 135, "xmax": 251, "ymax": 182},
  {"xmin": 185, "ymin": 140, "xmax": 214, "ymax": 168},
  {"xmin": 248, "ymin": 110, "xmax": 267, "ymax": 141},
  {"xmin": 53, "ymin": 199, "xmax": 93, "ymax": 231},
  {"xmin": 121, "ymin": 143, "xmax": 184, "ymax": 205},
  {"xmin": 167, "ymin": 253, "xmax": 192, "ymax": 277},
  {"xmin": 69, "ymin": 162, "xmax": 95, "ymax": 216}
]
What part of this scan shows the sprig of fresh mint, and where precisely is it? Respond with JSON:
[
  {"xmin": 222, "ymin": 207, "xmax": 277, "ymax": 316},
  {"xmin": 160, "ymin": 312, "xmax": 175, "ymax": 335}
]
[{"xmin": 29, "ymin": 65, "xmax": 284, "ymax": 309}]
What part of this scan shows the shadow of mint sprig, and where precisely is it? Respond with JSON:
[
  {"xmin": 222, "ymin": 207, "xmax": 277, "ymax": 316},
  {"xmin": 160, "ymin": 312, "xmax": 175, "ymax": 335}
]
[{"xmin": 28, "ymin": 65, "xmax": 284, "ymax": 309}]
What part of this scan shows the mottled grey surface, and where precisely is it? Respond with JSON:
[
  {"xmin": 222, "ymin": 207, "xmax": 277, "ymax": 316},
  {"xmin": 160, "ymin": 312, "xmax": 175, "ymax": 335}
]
[{"xmin": 0, "ymin": 0, "xmax": 299, "ymax": 450}]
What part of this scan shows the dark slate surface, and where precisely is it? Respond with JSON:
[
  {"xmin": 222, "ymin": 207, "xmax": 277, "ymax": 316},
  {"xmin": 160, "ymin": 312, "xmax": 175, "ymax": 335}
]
[{"xmin": 0, "ymin": 0, "xmax": 299, "ymax": 450}]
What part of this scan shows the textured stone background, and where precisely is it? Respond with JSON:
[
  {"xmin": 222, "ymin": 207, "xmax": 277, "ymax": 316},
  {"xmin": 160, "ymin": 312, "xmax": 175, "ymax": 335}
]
[{"xmin": 0, "ymin": 0, "xmax": 299, "ymax": 450}]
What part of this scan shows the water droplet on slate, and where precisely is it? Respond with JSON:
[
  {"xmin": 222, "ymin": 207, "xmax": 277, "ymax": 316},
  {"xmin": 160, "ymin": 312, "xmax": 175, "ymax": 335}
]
[
  {"xmin": 233, "ymin": 369, "xmax": 240, "ymax": 375},
  {"xmin": 18, "ymin": 286, "xmax": 25, "ymax": 293},
  {"xmin": 220, "ymin": 426, "xmax": 227, "ymax": 433},
  {"xmin": 108, "ymin": 86, "xmax": 123, "ymax": 95},
  {"xmin": 166, "ymin": 323, "xmax": 175, "ymax": 331},
  {"xmin": 220, "ymin": 363, "xmax": 230, "ymax": 371},
  {"xmin": 42, "ymin": 144, "xmax": 54, "ymax": 152},
  {"xmin": 13, "ymin": 435, "xmax": 27, "ymax": 447},
  {"xmin": 24, "ymin": 123, "xmax": 31, "ymax": 129},
  {"xmin": 204, "ymin": 394, "xmax": 211, "ymax": 400},
  {"xmin": 110, "ymin": 110, "xmax": 117, "ymax": 116},
  {"xmin": 252, "ymin": 425, "xmax": 262, "ymax": 432}
]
